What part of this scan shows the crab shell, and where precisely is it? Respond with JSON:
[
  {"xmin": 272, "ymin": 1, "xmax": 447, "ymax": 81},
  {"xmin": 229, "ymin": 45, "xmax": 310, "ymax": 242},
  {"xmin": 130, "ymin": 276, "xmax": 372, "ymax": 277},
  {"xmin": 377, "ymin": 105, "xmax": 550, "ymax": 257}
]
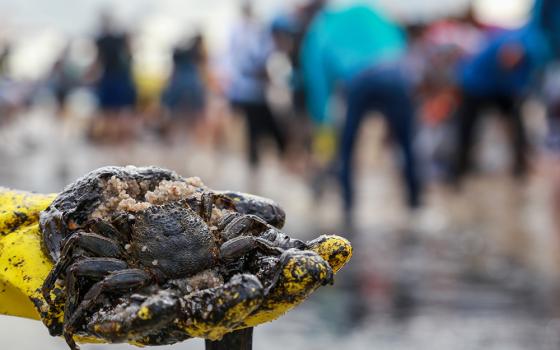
[
  {"xmin": 39, "ymin": 166, "xmax": 185, "ymax": 262},
  {"xmin": 39, "ymin": 166, "xmax": 287, "ymax": 263}
]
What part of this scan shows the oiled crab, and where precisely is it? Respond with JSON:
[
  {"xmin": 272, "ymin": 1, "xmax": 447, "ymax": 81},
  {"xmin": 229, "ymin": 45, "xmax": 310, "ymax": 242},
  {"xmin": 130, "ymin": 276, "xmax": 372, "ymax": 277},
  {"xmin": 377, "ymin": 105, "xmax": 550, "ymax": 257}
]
[{"xmin": 36, "ymin": 166, "xmax": 351, "ymax": 349}]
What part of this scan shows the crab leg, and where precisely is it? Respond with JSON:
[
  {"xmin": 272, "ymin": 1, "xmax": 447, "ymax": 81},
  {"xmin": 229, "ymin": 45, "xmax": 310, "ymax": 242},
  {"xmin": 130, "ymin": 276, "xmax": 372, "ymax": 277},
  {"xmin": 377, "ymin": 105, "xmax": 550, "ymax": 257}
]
[
  {"xmin": 220, "ymin": 236, "xmax": 284, "ymax": 259},
  {"xmin": 63, "ymin": 258, "xmax": 129, "ymax": 331},
  {"xmin": 42, "ymin": 231, "xmax": 124, "ymax": 304},
  {"xmin": 220, "ymin": 215, "xmax": 268, "ymax": 240},
  {"xmin": 214, "ymin": 191, "xmax": 286, "ymax": 229},
  {"xmin": 64, "ymin": 269, "xmax": 152, "ymax": 349}
]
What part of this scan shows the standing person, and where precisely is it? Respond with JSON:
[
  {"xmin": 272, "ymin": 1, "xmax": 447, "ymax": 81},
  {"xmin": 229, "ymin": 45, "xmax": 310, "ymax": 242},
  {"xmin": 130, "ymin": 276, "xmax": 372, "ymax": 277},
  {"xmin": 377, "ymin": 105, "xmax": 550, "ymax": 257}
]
[
  {"xmin": 47, "ymin": 45, "xmax": 79, "ymax": 117},
  {"xmin": 161, "ymin": 32, "xmax": 208, "ymax": 143},
  {"xmin": 301, "ymin": 4, "xmax": 421, "ymax": 224},
  {"xmin": 89, "ymin": 11, "xmax": 137, "ymax": 143},
  {"xmin": 226, "ymin": 1, "xmax": 286, "ymax": 176},
  {"xmin": 290, "ymin": 0, "xmax": 326, "ymax": 114},
  {"xmin": 340, "ymin": 65, "xmax": 421, "ymax": 217},
  {"xmin": 268, "ymin": 1, "xmax": 327, "ymax": 175}
]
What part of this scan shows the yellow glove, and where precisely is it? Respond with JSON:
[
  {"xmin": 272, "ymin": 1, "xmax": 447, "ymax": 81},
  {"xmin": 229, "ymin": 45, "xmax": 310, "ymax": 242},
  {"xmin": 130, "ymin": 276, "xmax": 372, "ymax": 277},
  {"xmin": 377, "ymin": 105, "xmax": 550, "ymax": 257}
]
[
  {"xmin": 0, "ymin": 188, "xmax": 57, "ymax": 321},
  {"xmin": 312, "ymin": 125, "xmax": 338, "ymax": 165},
  {"xmin": 0, "ymin": 187, "xmax": 352, "ymax": 346}
]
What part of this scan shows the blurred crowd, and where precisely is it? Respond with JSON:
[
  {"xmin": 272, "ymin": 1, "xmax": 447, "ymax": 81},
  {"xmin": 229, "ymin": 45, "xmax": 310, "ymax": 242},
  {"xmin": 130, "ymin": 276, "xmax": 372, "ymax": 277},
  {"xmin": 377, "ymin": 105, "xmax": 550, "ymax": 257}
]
[
  {"xmin": 5, "ymin": 1, "xmax": 560, "ymax": 347},
  {"xmin": 1, "ymin": 0, "xmax": 560, "ymax": 230}
]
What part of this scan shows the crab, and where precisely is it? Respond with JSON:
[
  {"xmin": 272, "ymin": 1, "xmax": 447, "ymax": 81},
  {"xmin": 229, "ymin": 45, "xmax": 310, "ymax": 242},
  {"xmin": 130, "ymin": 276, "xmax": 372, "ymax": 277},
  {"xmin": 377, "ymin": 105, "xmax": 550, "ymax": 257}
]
[{"xmin": 37, "ymin": 166, "xmax": 339, "ymax": 349}]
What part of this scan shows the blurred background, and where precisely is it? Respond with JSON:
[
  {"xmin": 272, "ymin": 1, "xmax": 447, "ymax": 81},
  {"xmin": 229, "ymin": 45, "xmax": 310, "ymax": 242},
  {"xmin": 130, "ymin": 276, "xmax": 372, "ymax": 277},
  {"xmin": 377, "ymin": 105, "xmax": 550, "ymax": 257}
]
[{"xmin": 2, "ymin": 0, "xmax": 560, "ymax": 349}]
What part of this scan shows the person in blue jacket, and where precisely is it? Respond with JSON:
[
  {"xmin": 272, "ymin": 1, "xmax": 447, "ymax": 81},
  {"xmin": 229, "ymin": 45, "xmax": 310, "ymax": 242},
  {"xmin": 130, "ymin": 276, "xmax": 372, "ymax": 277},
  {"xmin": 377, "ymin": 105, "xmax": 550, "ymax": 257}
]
[{"xmin": 454, "ymin": 0, "xmax": 558, "ymax": 180}]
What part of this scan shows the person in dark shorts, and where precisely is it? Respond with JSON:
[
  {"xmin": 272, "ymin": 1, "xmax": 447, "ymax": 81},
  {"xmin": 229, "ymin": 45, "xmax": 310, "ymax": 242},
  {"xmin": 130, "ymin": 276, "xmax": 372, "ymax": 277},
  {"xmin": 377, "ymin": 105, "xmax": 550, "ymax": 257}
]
[
  {"xmin": 231, "ymin": 101, "xmax": 286, "ymax": 168},
  {"xmin": 162, "ymin": 34, "xmax": 206, "ymax": 118},
  {"xmin": 90, "ymin": 12, "xmax": 137, "ymax": 142},
  {"xmin": 161, "ymin": 33, "xmax": 207, "ymax": 142}
]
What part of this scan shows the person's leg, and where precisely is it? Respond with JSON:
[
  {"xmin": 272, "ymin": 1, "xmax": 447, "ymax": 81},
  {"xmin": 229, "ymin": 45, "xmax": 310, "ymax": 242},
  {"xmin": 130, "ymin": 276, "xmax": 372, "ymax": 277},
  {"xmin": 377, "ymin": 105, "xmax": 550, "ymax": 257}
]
[
  {"xmin": 376, "ymin": 71, "xmax": 422, "ymax": 209},
  {"xmin": 497, "ymin": 95, "xmax": 528, "ymax": 177},
  {"xmin": 242, "ymin": 103, "xmax": 261, "ymax": 169},
  {"xmin": 261, "ymin": 103, "xmax": 287, "ymax": 159},
  {"xmin": 454, "ymin": 92, "xmax": 482, "ymax": 181},
  {"xmin": 340, "ymin": 73, "xmax": 372, "ymax": 220}
]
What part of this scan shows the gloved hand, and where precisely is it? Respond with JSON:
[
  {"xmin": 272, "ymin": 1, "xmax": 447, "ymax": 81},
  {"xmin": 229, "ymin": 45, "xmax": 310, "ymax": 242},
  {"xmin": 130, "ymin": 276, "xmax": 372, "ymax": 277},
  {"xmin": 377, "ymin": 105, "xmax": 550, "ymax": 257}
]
[{"xmin": 0, "ymin": 185, "xmax": 352, "ymax": 347}]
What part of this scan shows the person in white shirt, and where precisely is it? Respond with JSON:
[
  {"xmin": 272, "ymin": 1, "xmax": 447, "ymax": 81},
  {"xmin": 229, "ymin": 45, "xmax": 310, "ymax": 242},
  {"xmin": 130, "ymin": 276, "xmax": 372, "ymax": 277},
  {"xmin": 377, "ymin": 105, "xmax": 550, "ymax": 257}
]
[{"xmin": 226, "ymin": 1, "xmax": 286, "ymax": 170}]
